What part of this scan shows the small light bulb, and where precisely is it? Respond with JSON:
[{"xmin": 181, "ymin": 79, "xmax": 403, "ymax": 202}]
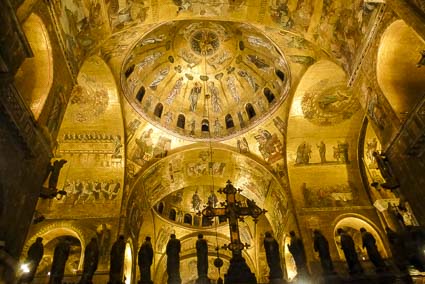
[
  {"xmin": 47, "ymin": 272, "xmax": 50, "ymax": 276},
  {"xmin": 20, "ymin": 263, "xmax": 30, "ymax": 273}
]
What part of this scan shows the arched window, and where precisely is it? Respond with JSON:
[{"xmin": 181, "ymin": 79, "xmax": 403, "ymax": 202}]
[
  {"xmin": 225, "ymin": 114, "xmax": 234, "ymax": 129},
  {"xmin": 275, "ymin": 69, "xmax": 285, "ymax": 82},
  {"xmin": 154, "ymin": 103, "xmax": 163, "ymax": 118},
  {"xmin": 136, "ymin": 86, "xmax": 145, "ymax": 102},
  {"xmin": 158, "ymin": 202, "xmax": 164, "ymax": 214},
  {"xmin": 245, "ymin": 103, "xmax": 256, "ymax": 119},
  {"xmin": 125, "ymin": 64, "xmax": 135, "ymax": 78},
  {"xmin": 177, "ymin": 114, "xmax": 185, "ymax": 129},
  {"xmin": 169, "ymin": 209, "xmax": 176, "ymax": 221},
  {"xmin": 263, "ymin": 88, "xmax": 275, "ymax": 103},
  {"xmin": 201, "ymin": 119, "xmax": 209, "ymax": 132},
  {"xmin": 184, "ymin": 214, "xmax": 192, "ymax": 225}
]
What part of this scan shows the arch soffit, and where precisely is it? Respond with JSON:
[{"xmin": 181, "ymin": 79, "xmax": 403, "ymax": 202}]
[
  {"xmin": 332, "ymin": 214, "xmax": 388, "ymax": 258},
  {"xmin": 377, "ymin": 19, "xmax": 425, "ymax": 118},
  {"xmin": 23, "ymin": 222, "xmax": 86, "ymax": 269},
  {"xmin": 129, "ymin": 145, "xmax": 288, "ymax": 207},
  {"xmin": 14, "ymin": 13, "xmax": 53, "ymax": 119}
]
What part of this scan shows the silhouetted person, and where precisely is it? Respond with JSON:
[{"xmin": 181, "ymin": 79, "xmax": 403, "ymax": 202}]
[
  {"xmin": 166, "ymin": 234, "xmax": 181, "ymax": 284},
  {"xmin": 360, "ymin": 228, "xmax": 386, "ymax": 272},
  {"xmin": 79, "ymin": 237, "xmax": 99, "ymax": 284},
  {"xmin": 138, "ymin": 236, "xmax": 153, "ymax": 284},
  {"xmin": 196, "ymin": 234, "xmax": 209, "ymax": 283},
  {"xmin": 313, "ymin": 230, "xmax": 334, "ymax": 274},
  {"xmin": 263, "ymin": 231, "xmax": 283, "ymax": 279},
  {"xmin": 20, "ymin": 237, "xmax": 44, "ymax": 283},
  {"xmin": 337, "ymin": 228, "xmax": 363, "ymax": 275},
  {"xmin": 288, "ymin": 231, "xmax": 308, "ymax": 277},
  {"xmin": 108, "ymin": 235, "xmax": 125, "ymax": 284},
  {"xmin": 49, "ymin": 238, "xmax": 71, "ymax": 284}
]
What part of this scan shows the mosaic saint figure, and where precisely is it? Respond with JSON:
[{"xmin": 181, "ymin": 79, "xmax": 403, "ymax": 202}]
[
  {"xmin": 317, "ymin": 141, "xmax": 326, "ymax": 163},
  {"xmin": 135, "ymin": 51, "xmax": 163, "ymax": 75},
  {"xmin": 189, "ymin": 82, "xmax": 202, "ymax": 112},
  {"xmin": 134, "ymin": 129, "xmax": 154, "ymax": 163},
  {"xmin": 226, "ymin": 76, "xmax": 240, "ymax": 103},
  {"xmin": 213, "ymin": 118, "xmax": 222, "ymax": 137},
  {"xmin": 238, "ymin": 70, "xmax": 258, "ymax": 92},
  {"xmin": 192, "ymin": 190, "xmax": 201, "ymax": 211},
  {"xmin": 166, "ymin": 77, "xmax": 184, "ymax": 105},
  {"xmin": 208, "ymin": 81, "xmax": 221, "ymax": 113},
  {"xmin": 149, "ymin": 67, "xmax": 170, "ymax": 90}
]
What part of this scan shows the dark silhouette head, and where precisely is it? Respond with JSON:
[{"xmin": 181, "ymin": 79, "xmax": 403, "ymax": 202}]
[
  {"xmin": 290, "ymin": 231, "xmax": 296, "ymax": 237},
  {"xmin": 265, "ymin": 231, "xmax": 272, "ymax": 238},
  {"xmin": 36, "ymin": 237, "xmax": 43, "ymax": 242},
  {"xmin": 146, "ymin": 236, "xmax": 151, "ymax": 241},
  {"xmin": 170, "ymin": 234, "xmax": 176, "ymax": 239},
  {"xmin": 119, "ymin": 235, "xmax": 124, "ymax": 240},
  {"xmin": 198, "ymin": 233, "xmax": 203, "ymax": 239},
  {"xmin": 360, "ymin": 228, "xmax": 366, "ymax": 233},
  {"xmin": 313, "ymin": 229, "xmax": 320, "ymax": 235},
  {"xmin": 337, "ymin": 228, "xmax": 344, "ymax": 235}
]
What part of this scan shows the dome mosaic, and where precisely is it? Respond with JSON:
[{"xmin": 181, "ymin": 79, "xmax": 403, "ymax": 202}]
[{"xmin": 122, "ymin": 20, "xmax": 291, "ymax": 141}]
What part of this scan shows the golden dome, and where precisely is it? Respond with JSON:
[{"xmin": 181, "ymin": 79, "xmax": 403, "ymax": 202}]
[{"xmin": 122, "ymin": 20, "xmax": 290, "ymax": 141}]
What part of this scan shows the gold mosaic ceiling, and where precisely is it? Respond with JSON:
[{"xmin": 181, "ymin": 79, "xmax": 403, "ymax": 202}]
[{"xmin": 122, "ymin": 20, "xmax": 290, "ymax": 141}]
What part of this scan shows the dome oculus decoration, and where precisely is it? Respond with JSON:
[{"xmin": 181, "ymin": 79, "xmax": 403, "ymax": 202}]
[{"xmin": 122, "ymin": 20, "xmax": 291, "ymax": 141}]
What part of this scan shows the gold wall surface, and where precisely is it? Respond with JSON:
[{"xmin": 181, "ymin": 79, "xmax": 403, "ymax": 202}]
[
  {"xmin": 36, "ymin": 55, "xmax": 125, "ymax": 219},
  {"xmin": 12, "ymin": 0, "xmax": 425, "ymax": 283}
]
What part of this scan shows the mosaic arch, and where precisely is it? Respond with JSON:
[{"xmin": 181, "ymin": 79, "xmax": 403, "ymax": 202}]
[
  {"xmin": 333, "ymin": 215, "xmax": 388, "ymax": 260},
  {"xmin": 126, "ymin": 145, "xmax": 290, "ymax": 236},
  {"xmin": 23, "ymin": 225, "xmax": 86, "ymax": 271},
  {"xmin": 377, "ymin": 20, "xmax": 425, "ymax": 120},
  {"xmin": 129, "ymin": 146, "xmax": 288, "ymax": 205}
]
